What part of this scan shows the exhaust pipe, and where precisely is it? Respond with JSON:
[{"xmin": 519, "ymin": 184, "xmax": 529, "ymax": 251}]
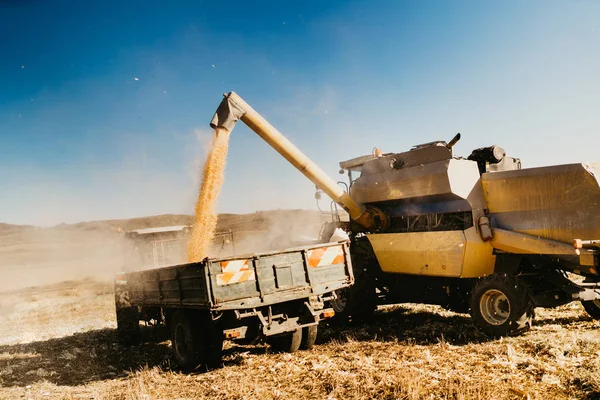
[{"xmin": 210, "ymin": 92, "xmax": 382, "ymax": 230}]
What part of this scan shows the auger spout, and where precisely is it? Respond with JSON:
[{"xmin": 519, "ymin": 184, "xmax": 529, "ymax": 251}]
[{"xmin": 210, "ymin": 91, "xmax": 383, "ymax": 230}]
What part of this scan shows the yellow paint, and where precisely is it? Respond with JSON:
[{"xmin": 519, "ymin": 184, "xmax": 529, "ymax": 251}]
[
  {"xmin": 461, "ymin": 226, "xmax": 496, "ymax": 278},
  {"xmin": 490, "ymin": 228, "xmax": 579, "ymax": 255},
  {"xmin": 367, "ymin": 227, "xmax": 496, "ymax": 278},
  {"xmin": 367, "ymin": 231, "xmax": 466, "ymax": 277}
]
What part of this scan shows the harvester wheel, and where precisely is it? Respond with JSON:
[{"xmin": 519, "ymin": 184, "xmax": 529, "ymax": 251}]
[
  {"xmin": 268, "ymin": 329, "xmax": 302, "ymax": 353},
  {"xmin": 170, "ymin": 310, "xmax": 206, "ymax": 371},
  {"xmin": 116, "ymin": 307, "xmax": 141, "ymax": 346},
  {"xmin": 329, "ymin": 237, "xmax": 377, "ymax": 325},
  {"xmin": 470, "ymin": 274, "xmax": 535, "ymax": 337},
  {"xmin": 329, "ymin": 284, "xmax": 376, "ymax": 325},
  {"xmin": 300, "ymin": 325, "xmax": 318, "ymax": 350},
  {"xmin": 581, "ymin": 299, "xmax": 600, "ymax": 319}
]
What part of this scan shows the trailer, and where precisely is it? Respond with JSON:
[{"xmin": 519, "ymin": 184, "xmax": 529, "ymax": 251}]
[{"xmin": 115, "ymin": 241, "xmax": 353, "ymax": 370}]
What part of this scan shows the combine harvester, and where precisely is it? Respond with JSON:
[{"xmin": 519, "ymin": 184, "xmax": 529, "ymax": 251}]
[
  {"xmin": 210, "ymin": 92, "xmax": 600, "ymax": 337},
  {"xmin": 115, "ymin": 92, "xmax": 600, "ymax": 372}
]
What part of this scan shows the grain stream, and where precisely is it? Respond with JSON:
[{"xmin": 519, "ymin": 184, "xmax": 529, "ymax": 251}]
[{"xmin": 188, "ymin": 128, "xmax": 231, "ymax": 262}]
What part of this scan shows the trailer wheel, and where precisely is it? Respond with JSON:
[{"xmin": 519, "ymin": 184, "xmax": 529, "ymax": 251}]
[
  {"xmin": 470, "ymin": 274, "xmax": 535, "ymax": 337},
  {"xmin": 300, "ymin": 325, "xmax": 318, "ymax": 350},
  {"xmin": 581, "ymin": 299, "xmax": 600, "ymax": 319},
  {"xmin": 268, "ymin": 329, "xmax": 302, "ymax": 353},
  {"xmin": 170, "ymin": 311, "xmax": 205, "ymax": 371},
  {"xmin": 204, "ymin": 321, "xmax": 224, "ymax": 368},
  {"xmin": 116, "ymin": 307, "xmax": 141, "ymax": 346}
]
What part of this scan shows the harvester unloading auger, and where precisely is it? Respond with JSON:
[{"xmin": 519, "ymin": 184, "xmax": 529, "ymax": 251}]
[
  {"xmin": 210, "ymin": 92, "xmax": 386, "ymax": 231},
  {"xmin": 211, "ymin": 92, "xmax": 600, "ymax": 336}
]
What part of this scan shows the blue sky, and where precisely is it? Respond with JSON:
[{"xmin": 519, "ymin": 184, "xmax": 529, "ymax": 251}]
[{"xmin": 1, "ymin": 1, "xmax": 599, "ymax": 226}]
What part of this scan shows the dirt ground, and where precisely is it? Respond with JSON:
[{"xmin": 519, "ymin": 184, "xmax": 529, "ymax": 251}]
[{"xmin": 0, "ymin": 279, "xmax": 598, "ymax": 400}]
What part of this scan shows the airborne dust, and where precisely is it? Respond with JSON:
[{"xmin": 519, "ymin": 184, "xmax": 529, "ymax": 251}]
[{"xmin": 188, "ymin": 127, "xmax": 231, "ymax": 262}]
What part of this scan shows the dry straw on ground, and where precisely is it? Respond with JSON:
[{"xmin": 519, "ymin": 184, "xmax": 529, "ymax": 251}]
[{"xmin": 0, "ymin": 280, "xmax": 599, "ymax": 400}]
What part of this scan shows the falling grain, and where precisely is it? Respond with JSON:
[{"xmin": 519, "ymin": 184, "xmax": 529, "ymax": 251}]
[{"xmin": 188, "ymin": 128, "xmax": 231, "ymax": 262}]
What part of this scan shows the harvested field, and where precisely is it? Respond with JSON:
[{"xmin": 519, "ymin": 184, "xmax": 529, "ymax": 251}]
[{"xmin": 0, "ymin": 279, "xmax": 598, "ymax": 400}]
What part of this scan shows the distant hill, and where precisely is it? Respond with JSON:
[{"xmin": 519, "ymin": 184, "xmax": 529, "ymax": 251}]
[
  {"xmin": 0, "ymin": 222, "xmax": 35, "ymax": 233},
  {"xmin": 0, "ymin": 209, "xmax": 337, "ymax": 234}
]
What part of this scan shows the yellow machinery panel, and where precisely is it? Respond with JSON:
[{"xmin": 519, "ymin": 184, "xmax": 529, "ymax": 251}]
[
  {"xmin": 367, "ymin": 227, "xmax": 496, "ymax": 278},
  {"xmin": 367, "ymin": 231, "xmax": 466, "ymax": 277},
  {"xmin": 461, "ymin": 226, "xmax": 496, "ymax": 278}
]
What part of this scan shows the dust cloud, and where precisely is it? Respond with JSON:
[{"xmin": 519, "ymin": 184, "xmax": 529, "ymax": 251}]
[
  {"xmin": 205, "ymin": 210, "xmax": 333, "ymax": 259},
  {"xmin": 0, "ymin": 224, "xmax": 126, "ymax": 293},
  {"xmin": 188, "ymin": 128, "xmax": 231, "ymax": 262}
]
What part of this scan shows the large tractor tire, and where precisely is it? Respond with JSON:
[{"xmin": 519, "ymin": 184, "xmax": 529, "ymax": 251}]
[
  {"xmin": 581, "ymin": 299, "xmax": 600, "ymax": 319},
  {"xmin": 116, "ymin": 307, "xmax": 141, "ymax": 346},
  {"xmin": 330, "ymin": 284, "xmax": 377, "ymax": 325},
  {"xmin": 170, "ymin": 310, "xmax": 224, "ymax": 371},
  {"xmin": 330, "ymin": 237, "xmax": 378, "ymax": 325},
  {"xmin": 300, "ymin": 325, "xmax": 318, "ymax": 350},
  {"xmin": 470, "ymin": 274, "xmax": 535, "ymax": 337},
  {"xmin": 268, "ymin": 329, "xmax": 303, "ymax": 353}
]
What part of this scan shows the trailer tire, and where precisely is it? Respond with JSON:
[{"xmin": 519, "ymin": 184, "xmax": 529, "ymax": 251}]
[
  {"xmin": 170, "ymin": 310, "xmax": 205, "ymax": 371},
  {"xmin": 204, "ymin": 321, "xmax": 224, "ymax": 368},
  {"xmin": 581, "ymin": 300, "xmax": 600, "ymax": 319},
  {"xmin": 300, "ymin": 325, "xmax": 318, "ymax": 350},
  {"xmin": 470, "ymin": 274, "xmax": 535, "ymax": 337},
  {"xmin": 116, "ymin": 307, "xmax": 141, "ymax": 346},
  {"xmin": 268, "ymin": 329, "xmax": 302, "ymax": 353}
]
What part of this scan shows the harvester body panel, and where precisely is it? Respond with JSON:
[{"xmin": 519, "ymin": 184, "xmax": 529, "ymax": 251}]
[
  {"xmin": 482, "ymin": 163, "xmax": 600, "ymax": 244},
  {"xmin": 350, "ymin": 159, "xmax": 480, "ymax": 206},
  {"xmin": 367, "ymin": 226, "xmax": 495, "ymax": 278}
]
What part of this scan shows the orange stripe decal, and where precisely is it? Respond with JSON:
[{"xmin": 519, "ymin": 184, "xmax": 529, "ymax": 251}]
[
  {"xmin": 308, "ymin": 247, "xmax": 327, "ymax": 267},
  {"xmin": 220, "ymin": 259, "xmax": 249, "ymax": 273},
  {"xmin": 308, "ymin": 246, "xmax": 345, "ymax": 268},
  {"xmin": 216, "ymin": 260, "xmax": 255, "ymax": 286}
]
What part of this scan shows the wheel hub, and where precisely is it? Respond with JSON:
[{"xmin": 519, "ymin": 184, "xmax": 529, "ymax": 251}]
[{"xmin": 480, "ymin": 289, "xmax": 511, "ymax": 326}]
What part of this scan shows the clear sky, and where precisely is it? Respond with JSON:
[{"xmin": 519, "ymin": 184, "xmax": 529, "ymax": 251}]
[{"xmin": 1, "ymin": 1, "xmax": 599, "ymax": 226}]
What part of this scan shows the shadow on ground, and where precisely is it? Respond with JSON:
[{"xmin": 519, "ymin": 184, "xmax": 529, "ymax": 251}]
[
  {"xmin": 319, "ymin": 306, "xmax": 489, "ymax": 346},
  {"xmin": 0, "ymin": 327, "xmax": 171, "ymax": 388},
  {"xmin": 319, "ymin": 304, "xmax": 595, "ymax": 346}
]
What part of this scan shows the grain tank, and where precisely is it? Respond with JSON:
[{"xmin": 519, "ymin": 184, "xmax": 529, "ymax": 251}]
[{"xmin": 210, "ymin": 92, "xmax": 600, "ymax": 336}]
